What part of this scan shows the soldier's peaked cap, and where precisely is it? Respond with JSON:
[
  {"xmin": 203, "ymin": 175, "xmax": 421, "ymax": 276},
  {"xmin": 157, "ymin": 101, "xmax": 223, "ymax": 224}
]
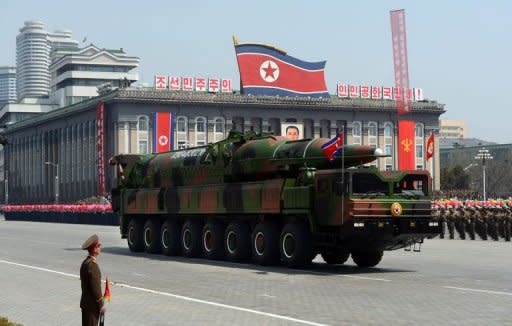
[{"xmin": 81, "ymin": 234, "xmax": 99, "ymax": 250}]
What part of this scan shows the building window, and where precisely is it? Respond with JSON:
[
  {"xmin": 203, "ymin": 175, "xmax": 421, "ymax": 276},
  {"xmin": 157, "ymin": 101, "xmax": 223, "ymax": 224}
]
[
  {"xmin": 384, "ymin": 122, "xmax": 394, "ymax": 170},
  {"xmin": 268, "ymin": 118, "xmax": 280, "ymax": 134},
  {"xmin": 176, "ymin": 116, "xmax": 188, "ymax": 148},
  {"xmin": 213, "ymin": 117, "xmax": 225, "ymax": 142},
  {"xmin": 250, "ymin": 117, "xmax": 262, "ymax": 134},
  {"xmin": 320, "ymin": 120, "xmax": 330, "ymax": 138},
  {"xmin": 415, "ymin": 123, "xmax": 424, "ymax": 169},
  {"xmin": 368, "ymin": 122, "xmax": 378, "ymax": 147},
  {"xmin": 138, "ymin": 141, "xmax": 148, "ymax": 154},
  {"xmin": 195, "ymin": 117, "xmax": 206, "ymax": 146},
  {"xmin": 137, "ymin": 116, "xmax": 149, "ymax": 154},
  {"xmin": 177, "ymin": 116, "xmax": 187, "ymax": 133},
  {"xmin": 367, "ymin": 122, "xmax": 378, "ymax": 167},
  {"xmin": 352, "ymin": 121, "xmax": 362, "ymax": 145},
  {"xmin": 123, "ymin": 122, "xmax": 129, "ymax": 153}
]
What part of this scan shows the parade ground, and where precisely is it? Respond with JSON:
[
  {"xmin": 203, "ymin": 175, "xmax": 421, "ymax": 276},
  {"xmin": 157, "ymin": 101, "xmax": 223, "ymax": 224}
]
[{"xmin": 0, "ymin": 219, "xmax": 510, "ymax": 326}]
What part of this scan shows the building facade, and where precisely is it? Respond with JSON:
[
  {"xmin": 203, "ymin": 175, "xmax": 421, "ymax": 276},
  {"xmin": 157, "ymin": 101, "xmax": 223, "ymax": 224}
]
[
  {"xmin": 440, "ymin": 119, "xmax": 467, "ymax": 139},
  {"xmin": 1, "ymin": 88, "xmax": 445, "ymax": 204},
  {"xmin": 16, "ymin": 21, "xmax": 78, "ymax": 101},
  {"xmin": 0, "ymin": 67, "xmax": 17, "ymax": 108},
  {"xmin": 49, "ymin": 45, "xmax": 139, "ymax": 107}
]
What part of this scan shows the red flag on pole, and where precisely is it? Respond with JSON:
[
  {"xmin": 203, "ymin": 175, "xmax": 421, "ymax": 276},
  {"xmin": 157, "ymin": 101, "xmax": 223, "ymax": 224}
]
[
  {"xmin": 321, "ymin": 132, "xmax": 344, "ymax": 161},
  {"xmin": 426, "ymin": 133, "xmax": 434, "ymax": 161},
  {"xmin": 398, "ymin": 120, "xmax": 415, "ymax": 170},
  {"xmin": 103, "ymin": 277, "xmax": 111, "ymax": 303}
]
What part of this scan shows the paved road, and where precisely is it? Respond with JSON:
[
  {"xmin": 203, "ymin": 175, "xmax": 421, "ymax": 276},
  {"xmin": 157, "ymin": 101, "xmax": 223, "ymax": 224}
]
[{"xmin": 0, "ymin": 219, "xmax": 511, "ymax": 326}]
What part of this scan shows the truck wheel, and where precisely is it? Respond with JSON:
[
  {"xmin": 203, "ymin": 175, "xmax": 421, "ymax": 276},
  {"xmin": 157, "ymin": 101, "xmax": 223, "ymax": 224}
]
[
  {"xmin": 127, "ymin": 218, "xmax": 144, "ymax": 252},
  {"xmin": 280, "ymin": 222, "xmax": 312, "ymax": 268},
  {"xmin": 351, "ymin": 250, "xmax": 384, "ymax": 268},
  {"xmin": 320, "ymin": 248, "xmax": 350, "ymax": 265},
  {"xmin": 251, "ymin": 221, "xmax": 280, "ymax": 266},
  {"xmin": 161, "ymin": 219, "xmax": 181, "ymax": 256},
  {"xmin": 181, "ymin": 219, "xmax": 202, "ymax": 258},
  {"xmin": 202, "ymin": 220, "xmax": 225, "ymax": 260},
  {"xmin": 143, "ymin": 218, "xmax": 162, "ymax": 254},
  {"xmin": 224, "ymin": 221, "xmax": 251, "ymax": 262}
]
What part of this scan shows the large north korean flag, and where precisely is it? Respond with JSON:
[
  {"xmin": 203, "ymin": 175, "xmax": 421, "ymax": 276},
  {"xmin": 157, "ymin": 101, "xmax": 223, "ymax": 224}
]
[
  {"xmin": 235, "ymin": 43, "xmax": 330, "ymax": 98},
  {"xmin": 152, "ymin": 112, "xmax": 174, "ymax": 153}
]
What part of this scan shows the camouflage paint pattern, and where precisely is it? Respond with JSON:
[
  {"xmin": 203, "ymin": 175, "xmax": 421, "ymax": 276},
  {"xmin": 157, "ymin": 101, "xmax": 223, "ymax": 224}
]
[{"xmin": 110, "ymin": 131, "xmax": 440, "ymax": 250}]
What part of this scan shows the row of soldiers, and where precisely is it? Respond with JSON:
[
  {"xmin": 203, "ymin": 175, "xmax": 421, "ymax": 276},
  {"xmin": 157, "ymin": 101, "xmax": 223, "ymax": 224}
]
[{"xmin": 433, "ymin": 198, "xmax": 512, "ymax": 241}]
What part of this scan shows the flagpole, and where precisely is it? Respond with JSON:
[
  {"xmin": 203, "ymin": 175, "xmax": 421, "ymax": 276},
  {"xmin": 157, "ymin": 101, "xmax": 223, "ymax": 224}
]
[
  {"xmin": 430, "ymin": 133, "xmax": 435, "ymax": 189},
  {"xmin": 341, "ymin": 130, "xmax": 345, "ymax": 225}
]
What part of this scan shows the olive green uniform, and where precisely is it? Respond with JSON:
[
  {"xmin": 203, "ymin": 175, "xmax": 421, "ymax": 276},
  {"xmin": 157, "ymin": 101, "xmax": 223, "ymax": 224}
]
[{"xmin": 80, "ymin": 256, "xmax": 104, "ymax": 326}]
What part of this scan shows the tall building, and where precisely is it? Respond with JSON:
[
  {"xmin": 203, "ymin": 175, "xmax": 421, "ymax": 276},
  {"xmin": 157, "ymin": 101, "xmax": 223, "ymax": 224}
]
[
  {"xmin": 439, "ymin": 119, "xmax": 467, "ymax": 139},
  {"xmin": 50, "ymin": 44, "xmax": 139, "ymax": 106},
  {"xmin": 16, "ymin": 20, "xmax": 78, "ymax": 101},
  {"xmin": 0, "ymin": 67, "xmax": 17, "ymax": 108}
]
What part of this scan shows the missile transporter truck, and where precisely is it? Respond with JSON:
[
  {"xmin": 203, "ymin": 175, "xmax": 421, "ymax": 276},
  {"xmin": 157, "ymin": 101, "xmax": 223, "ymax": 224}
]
[{"xmin": 110, "ymin": 131, "xmax": 441, "ymax": 268}]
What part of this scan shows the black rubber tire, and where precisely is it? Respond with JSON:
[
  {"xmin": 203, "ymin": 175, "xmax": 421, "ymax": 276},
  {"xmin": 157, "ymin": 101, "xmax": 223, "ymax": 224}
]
[
  {"xmin": 279, "ymin": 222, "xmax": 312, "ymax": 268},
  {"xmin": 143, "ymin": 218, "xmax": 162, "ymax": 254},
  {"xmin": 224, "ymin": 221, "xmax": 251, "ymax": 262},
  {"xmin": 181, "ymin": 219, "xmax": 202, "ymax": 258},
  {"xmin": 251, "ymin": 221, "xmax": 280, "ymax": 266},
  {"xmin": 202, "ymin": 220, "xmax": 225, "ymax": 260},
  {"xmin": 320, "ymin": 248, "xmax": 350, "ymax": 265},
  {"xmin": 161, "ymin": 219, "xmax": 181, "ymax": 256},
  {"xmin": 351, "ymin": 250, "xmax": 384, "ymax": 268},
  {"xmin": 127, "ymin": 218, "xmax": 144, "ymax": 252}
]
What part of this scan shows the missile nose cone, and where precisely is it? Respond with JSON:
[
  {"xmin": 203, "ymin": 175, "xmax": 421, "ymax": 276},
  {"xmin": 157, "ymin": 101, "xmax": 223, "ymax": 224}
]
[{"xmin": 374, "ymin": 148, "xmax": 384, "ymax": 157}]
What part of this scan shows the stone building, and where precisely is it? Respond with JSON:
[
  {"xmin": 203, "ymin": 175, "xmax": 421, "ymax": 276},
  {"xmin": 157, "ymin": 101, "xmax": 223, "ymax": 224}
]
[{"xmin": 1, "ymin": 88, "xmax": 444, "ymax": 203}]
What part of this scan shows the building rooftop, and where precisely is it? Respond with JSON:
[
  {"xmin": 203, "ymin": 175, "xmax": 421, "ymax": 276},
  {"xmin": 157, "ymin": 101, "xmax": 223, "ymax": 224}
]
[
  {"xmin": 440, "ymin": 137, "xmax": 497, "ymax": 149},
  {"xmin": 3, "ymin": 88, "xmax": 445, "ymax": 133}
]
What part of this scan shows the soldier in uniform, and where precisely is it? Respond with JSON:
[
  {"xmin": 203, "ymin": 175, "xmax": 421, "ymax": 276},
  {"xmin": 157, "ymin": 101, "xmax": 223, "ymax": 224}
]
[
  {"xmin": 487, "ymin": 206, "xmax": 500, "ymax": 241},
  {"xmin": 433, "ymin": 203, "xmax": 446, "ymax": 239},
  {"xmin": 475, "ymin": 206, "xmax": 488, "ymax": 240},
  {"xmin": 454, "ymin": 207, "xmax": 466, "ymax": 240},
  {"xmin": 446, "ymin": 206, "xmax": 456, "ymax": 240},
  {"xmin": 80, "ymin": 234, "xmax": 106, "ymax": 326},
  {"xmin": 466, "ymin": 207, "xmax": 477, "ymax": 240},
  {"xmin": 504, "ymin": 205, "xmax": 511, "ymax": 242}
]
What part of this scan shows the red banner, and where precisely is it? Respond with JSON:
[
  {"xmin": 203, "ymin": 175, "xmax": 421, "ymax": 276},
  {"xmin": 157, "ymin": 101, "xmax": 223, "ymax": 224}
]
[
  {"xmin": 398, "ymin": 120, "xmax": 415, "ymax": 170},
  {"xmin": 390, "ymin": 9, "xmax": 411, "ymax": 115},
  {"xmin": 152, "ymin": 112, "xmax": 174, "ymax": 153},
  {"xmin": 426, "ymin": 133, "xmax": 434, "ymax": 161},
  {"xmin": 96, "ymin": 102, "xmax": 106, "ymax": 197}
]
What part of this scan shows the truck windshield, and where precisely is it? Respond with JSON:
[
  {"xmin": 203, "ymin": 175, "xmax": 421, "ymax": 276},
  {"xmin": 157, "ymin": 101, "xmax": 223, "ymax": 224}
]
[
  {"xmin": 352, "ymin": 173, "xmax": 388, "ymax": 195},
  {"xmin": 393, "ymin": 175, "xmax": 428, "ymax": 197}
]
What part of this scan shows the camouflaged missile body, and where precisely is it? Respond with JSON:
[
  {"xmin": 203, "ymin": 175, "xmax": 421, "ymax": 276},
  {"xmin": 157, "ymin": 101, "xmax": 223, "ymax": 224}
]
[{"xmin": 110, "ymin": 131, "xmax": 441, "ymax": 268}]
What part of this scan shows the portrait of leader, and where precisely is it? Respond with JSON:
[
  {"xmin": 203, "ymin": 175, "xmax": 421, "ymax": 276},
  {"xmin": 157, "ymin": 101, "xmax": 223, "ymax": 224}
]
[{"xmin": 282, "ymin": 123, "xmax": 304, "ymax": 140}]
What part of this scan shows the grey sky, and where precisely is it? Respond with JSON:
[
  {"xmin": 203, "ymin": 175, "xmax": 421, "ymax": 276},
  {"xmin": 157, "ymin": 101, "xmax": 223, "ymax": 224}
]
[{"xmin": 1, "ymin": 0, "xmax": 511, "ymax": 143}]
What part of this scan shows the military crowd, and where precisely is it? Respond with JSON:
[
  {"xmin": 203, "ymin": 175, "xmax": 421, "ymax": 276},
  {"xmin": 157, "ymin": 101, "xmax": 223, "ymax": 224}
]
[{"xmin": 432, "ymin": 198, "xmax": 512, "ymax": 241}]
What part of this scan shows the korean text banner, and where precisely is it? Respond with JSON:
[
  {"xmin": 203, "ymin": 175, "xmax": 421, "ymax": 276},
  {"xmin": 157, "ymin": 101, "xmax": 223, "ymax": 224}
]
[
  {"xmin": 390, "ymin": 9, "xmax": 411, "ymax": 115},
  {"xmin": 235, "ymin": 44, "xmax": 329, "ymax": 98}
]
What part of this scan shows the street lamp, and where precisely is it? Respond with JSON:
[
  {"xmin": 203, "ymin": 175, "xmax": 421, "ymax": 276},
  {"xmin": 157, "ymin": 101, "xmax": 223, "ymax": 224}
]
[
  {"xmin": 474, "ymin": 148, "xmax": 493, "ymax": 201},
  {"xmin": 44, "ymin": 161, "xmax": 59, "ymax": 204}
]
